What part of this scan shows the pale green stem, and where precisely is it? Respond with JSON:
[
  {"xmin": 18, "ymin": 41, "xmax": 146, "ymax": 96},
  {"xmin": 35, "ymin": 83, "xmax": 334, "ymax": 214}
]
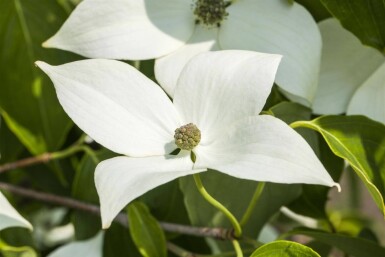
[
  {"xmin": 51, "ymin": 145, "xmax": 97, "ymax": 163},
  {"xmin": 231, "ymin": 240, "xmax": 244, "ymax": 257},
  {"xmin": 240, "ymin": 182, "xmax": 265, "ymax": 227},
  {"xmin": 193, "ymin": 174, "xmax": 242, "ymax": 237},
  {"xmin": 290, "ymin": 120, "xmax": 310, "ymax": 130},
  {"xmin": 132, "ymin": 60, "xmax": 141, "ymax": 70}
]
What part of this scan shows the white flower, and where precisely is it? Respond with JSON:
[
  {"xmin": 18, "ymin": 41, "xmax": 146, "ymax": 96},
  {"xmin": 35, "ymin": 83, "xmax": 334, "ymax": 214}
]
[
  {"xmin": 43, "ymin": 0, "xmax": 322, "ymax": 105},
  {"xmin": 0, "ymin": 191, "xmax": 32, "ymax": 230},
  {"xmin": 313, "ymin": 18, "xmax": 385, "ymax": 124},
  {"xmin": 47, "ymin": 232, "xmax": 104, "ymax": 257},
  {"xmin": 35, "ymin": 50, "xmax": 339, "ymax": 229}
]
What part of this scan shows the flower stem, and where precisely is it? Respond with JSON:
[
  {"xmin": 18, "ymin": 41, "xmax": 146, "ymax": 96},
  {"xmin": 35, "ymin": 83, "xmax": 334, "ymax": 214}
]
[
  {"xmin": 240, "ymin": 182, "xmax": 265, "ymax": 227},
  {"xmin": 192, "ymin": 174, "xmax": 242, "ymax": 237},
  {"xmin": 231, "ymin": 240, "xmax": 244, "ymax": 257}
]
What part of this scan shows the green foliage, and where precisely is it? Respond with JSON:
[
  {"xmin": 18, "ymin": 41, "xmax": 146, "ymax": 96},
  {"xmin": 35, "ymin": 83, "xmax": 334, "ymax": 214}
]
[
  {"xmin": 321, "ymin": 0, "xmax": 385, "ymax": 53},
  {"xmin": 292, "ymin": 115, "xmax": 385, "ymax": 217},
  {"xmin": 0, "ymin": 117, "xmax": 24, "ymax": 164},
  {"xmin": 0, "ymin": 0, "xmax": 79, "ymax": 154},
  {"xmin": 250, "ymin": 240, "xmax": 321, "ymax": 257},
  {"xmin": 287, "ymin": 227, "xmax": 385, "ymax": 257},
  {"xmin": 71, "ymin": 150, "xmax": 113, "ymax": 240},
  {"xmin": 104, "ymin": 223, "xmax": 141, "ymax": 257},
  {"xmin": 127, "ymin": 202, "xmax": 167, "ymax": 257}
]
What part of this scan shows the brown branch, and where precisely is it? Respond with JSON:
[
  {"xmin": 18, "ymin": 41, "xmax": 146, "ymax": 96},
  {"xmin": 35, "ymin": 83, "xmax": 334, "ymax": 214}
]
[
  {"xmin": 0, "ymin": 182, "xmax": 234, "ymax": 240},
  {"xmin": 0, "ymin": 153, "xmax": 52, "ymax": 174}
]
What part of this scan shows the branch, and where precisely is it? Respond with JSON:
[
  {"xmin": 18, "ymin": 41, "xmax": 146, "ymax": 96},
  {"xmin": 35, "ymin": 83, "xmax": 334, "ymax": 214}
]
[
  {"xmin": 0, "ymin": 153, "xmax": 52, "ymax": 173},
  {"xmin": 0, "ymin": 140, "xmax": 98, "ymax": 174},
  {"xmin": 0, "ymin": 182, "xmax": 234, "ymax": 240}
]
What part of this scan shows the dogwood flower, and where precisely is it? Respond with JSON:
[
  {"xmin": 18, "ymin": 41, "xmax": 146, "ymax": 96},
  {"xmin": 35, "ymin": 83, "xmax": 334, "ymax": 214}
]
[
  {"xmin": 313, "ymin": 18, "xmax": 385, "ymax": 124},
  {"xmin": 0, "ymin": 191, "xmax": 32, "ymax": 230},
  {"xmin": 43, "ymin": 0, "xmax": 321, "ymax": 105},
  {"xmin": 36, "ymin": 50, "xmax": 339, "ymax": 228}
]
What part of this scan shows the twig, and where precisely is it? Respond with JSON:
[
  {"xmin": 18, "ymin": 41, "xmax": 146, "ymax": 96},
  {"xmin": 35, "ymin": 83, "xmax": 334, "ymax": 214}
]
[
  {"xmin": 0, "ymin": 136, "xmax": 98, "ymax": 174},
  {"xmin": 0, "ymin": 182, "xmax": 234, "ymax": 240},
  {"xmin": 0, "ymin": 153, "xmax": 52, "ymax": 174}
]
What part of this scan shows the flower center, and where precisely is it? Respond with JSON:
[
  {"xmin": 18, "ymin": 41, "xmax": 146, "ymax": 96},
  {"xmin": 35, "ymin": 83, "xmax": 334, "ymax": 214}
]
[
  {"xmin": 174, "ymin": 123, "xmax": 201, "ymax": 151},
  {"xmin": 193, "ymin": 0, "xmax": 230, "ymax": 27}
]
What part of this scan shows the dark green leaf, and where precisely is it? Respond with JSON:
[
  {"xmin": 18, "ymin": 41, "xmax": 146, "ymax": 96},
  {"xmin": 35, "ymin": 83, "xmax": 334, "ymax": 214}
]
[
  {"xmin": 141, "ymin": 179, "xmax": 190, "ymax": 227},
  {"xmin": 321, "ymin": 0, "xmax": 385, "ymax": 53},
  {"xmin": 71, "ymin": 149, "xmax": 114, "ymax": 240},
  {"xmin": 0, "ymin": 116, "xmax": 24, "ymax": 164},
  {"xmin": 286, "ymin": 227, "xmax": 385, "ymax": 257},
  {"xmin": 0, "ymin": 0, "xmax": 80, "ymax": 154},
  {"xmin": 250, "ymin": 240, "xmax": 320, "ymax": 257},
  {"xmin": 104, "ymin": 223, "xmax": 141, "ymax": 257},
  {"xmin": 295, "ymin": 0, "xmax": 331, "ymax": 21},
  {"xmin": 292, "ymin": 115, "xmax": 385, "ymax": 217},
  {"xmin": 306, "ymin": 241, "xmax": 332, "ymax": 257},
  {"xmin": 127, "ymin": 201, "xmax": 167, "ymax": 257},
  {"xmin": 268, "ymin": 102, "xmax": 319, "ymax": 154}
]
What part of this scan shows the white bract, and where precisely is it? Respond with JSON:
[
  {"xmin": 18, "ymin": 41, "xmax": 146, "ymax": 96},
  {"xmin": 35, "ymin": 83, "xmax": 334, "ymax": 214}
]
[
  {"xmin": 0, "ymin": 191, "xmax": 32, "ymax": 231},
  {"xmin": 47, "ymin": 231, "xmax": 104, "ymax": 257},
  {"xmin": 313, "ymin": 18, "xmax": 385, "ymax": 124},
  {"xmin": 36, "ymin": 50, "xmax": 339, "ymax": 229},
  {"xmin": 43, "ymin": 0, "xmax": 322, "ymax": 105}
]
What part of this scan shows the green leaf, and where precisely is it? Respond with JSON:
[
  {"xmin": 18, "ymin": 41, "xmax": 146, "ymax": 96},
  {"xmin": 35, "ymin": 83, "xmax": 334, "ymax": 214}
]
[
  {"xmin": 127, "ymin": 201, "xmax": 167, "ymax": 257},
  {"xmin": 103, "ymin": 223, "xmax": 141, "ymax": 257},
  {"xmin": 71, "ymin": 149, "xmax": 114, "ymax": 240},
  {"xmin": 250, "ymin": 240, "xmax": 320, "ymax": 257},
  {"xmin": 0, "ymin": 0, "xmax": 79, "ymax": 154},
  {"xmin": 141, "ymin": 179, "xmax": 191, "ymax": 226},
  {"xmin": 268, "ymin": 102, "xmax": 319, "ymax": 154},
  {"xmin": 295, "ymin": 0, "xmax": 331, "ymax": 21},
  {"xmin": 321, "ymin": 0, "xmax": 385, "ymax": 53},
  {"xmin": 292, "ymin": 115, "xmax": 385, "ymax": 217},
  {"xmin": 0, "ymin": 116, "xmax": 24, "ymax": 164},
  {"xmin": 286, "ymin": 227, "xmax": 385, "ymax": 257}
]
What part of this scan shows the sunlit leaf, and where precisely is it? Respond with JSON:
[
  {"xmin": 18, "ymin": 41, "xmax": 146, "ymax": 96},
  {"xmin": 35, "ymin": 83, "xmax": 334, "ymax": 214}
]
[
  {"xmin": 0, "ymin": 239, "xmax": 37, "ymax": 257},
  {"xmin": 250, "ymin": 240, "xmax": 320, "ymax": 257},
  {"xmin": 292, "ymin": 115, "xmax": 385, "ymax": 217}
]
